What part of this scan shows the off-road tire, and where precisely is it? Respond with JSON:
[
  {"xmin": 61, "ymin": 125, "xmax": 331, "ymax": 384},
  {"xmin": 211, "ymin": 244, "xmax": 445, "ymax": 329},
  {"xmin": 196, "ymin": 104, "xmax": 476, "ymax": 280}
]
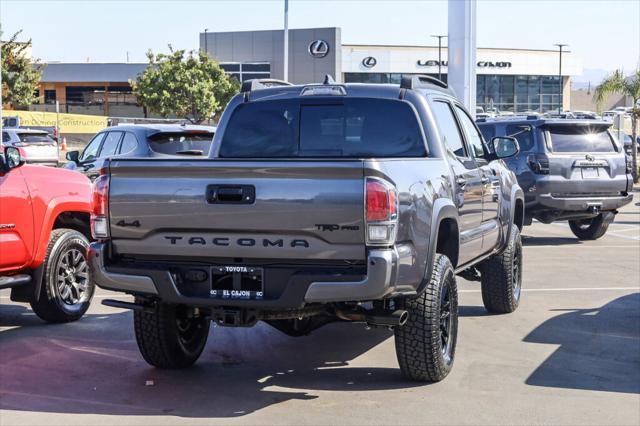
[
  {"xmin": 394, "ymin": 254, "xmax": 458, "ymax": 382},
  {"xmin": 569, "ymin": 215, "xmax": 610, "ymax": 240},
  {"xmin": 30, "ymin": 229, "xmax": 94, "ymax": 323},
  {"xmin": 134, "ymin": 299, "xmax": 210, "ymax": 368},
  {"xmin": 480, "ymin": 225, "xmax": 522, "ymax": 314}
]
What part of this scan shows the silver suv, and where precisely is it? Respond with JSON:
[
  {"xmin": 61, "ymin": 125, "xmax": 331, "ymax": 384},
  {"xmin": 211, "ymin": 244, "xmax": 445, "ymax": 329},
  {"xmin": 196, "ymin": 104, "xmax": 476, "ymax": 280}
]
[{"xmin": 1, "ymin": 129, "xmax": 59, "ymax": 167}]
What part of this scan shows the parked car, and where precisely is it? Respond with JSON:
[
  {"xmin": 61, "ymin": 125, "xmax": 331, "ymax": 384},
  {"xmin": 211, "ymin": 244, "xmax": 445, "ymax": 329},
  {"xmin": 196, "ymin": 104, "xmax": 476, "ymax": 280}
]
[
  {"xmin": 88, "ymin": 76, "xmax": 525, "ymax": 382},
  {"xmin": 617, "ymin": 133, "xmax": 640, "ymax": 159},
  {"xmin": 477, "ymin": 118, "xmax": 633, "ymax": 239},
  {"xmin": 64, "ymin": 124, "xmax": 216, "ymax": 180},
  {"xmin": 2, "ymin": 115, "xmax": 59, "ymax": 141},
  {"xmin": 1, "ymin": 128, "xmax": 59, "ymax": 166},
  {"xmin": 0, "ymin": 146, "xmax": 95, "ymax": 322},
  {"xmin": 602, "ymin": 111, "xmax": 618, "ymax": 121}
]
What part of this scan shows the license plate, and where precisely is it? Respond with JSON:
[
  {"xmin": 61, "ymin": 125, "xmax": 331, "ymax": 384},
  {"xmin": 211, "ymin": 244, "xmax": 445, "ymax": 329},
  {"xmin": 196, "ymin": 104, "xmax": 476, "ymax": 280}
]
[
  {"xmin": 210, "ymin": 265, "xmax": 264, "ymax": 299},
  {"xmin": 581, "ymin": 167, "xmax": 599, "ymax": 179}
]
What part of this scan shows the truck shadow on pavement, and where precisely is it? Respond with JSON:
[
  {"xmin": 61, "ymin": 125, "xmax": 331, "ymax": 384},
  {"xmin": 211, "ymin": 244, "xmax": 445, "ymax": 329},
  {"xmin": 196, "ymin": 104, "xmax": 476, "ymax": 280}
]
[
  {"xmin": 0, "ymin": 304, "xmax": 423, "ymax": 418},
  {"xmin": 521, "ymin": 235, "xmax": 582, "ymax": 246},
  {"xmin": 523, "ymin": 293, "xmax": 640, "ymax": 394}
]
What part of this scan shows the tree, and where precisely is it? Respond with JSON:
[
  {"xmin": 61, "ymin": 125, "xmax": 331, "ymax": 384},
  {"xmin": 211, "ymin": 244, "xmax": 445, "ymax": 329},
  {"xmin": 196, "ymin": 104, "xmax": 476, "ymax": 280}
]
[
  {"xmin": 594, "ymin": 69, "xmax": 640, "ymax": 182},
  {"xmin": 1, "ymin": 30, "xmax": 43, "ymax": 108},
  {"xmin": 131, "ymin": 47, "xmax": 240, "ymax": 124}
]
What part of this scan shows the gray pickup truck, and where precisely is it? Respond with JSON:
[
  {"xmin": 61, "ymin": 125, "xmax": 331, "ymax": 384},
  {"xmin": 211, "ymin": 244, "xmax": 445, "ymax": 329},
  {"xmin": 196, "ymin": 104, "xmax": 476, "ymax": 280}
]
[{"xmin": 89, "ymin": 76, "xmax": 525, "ymax": 382}]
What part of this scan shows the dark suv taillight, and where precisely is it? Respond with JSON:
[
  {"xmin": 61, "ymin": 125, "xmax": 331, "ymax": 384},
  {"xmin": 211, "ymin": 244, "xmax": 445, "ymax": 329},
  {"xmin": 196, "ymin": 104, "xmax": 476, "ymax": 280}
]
[
  {"xmin": 365, "ymin": 177, "xmax": 398, "ymax": 246},
  {"xmin": 91, "ymin": 173, "xmax": 110, "ymax": 239},
  {"xmin": 527, "ymin": 154, "xmax": 550, "ymax": 175}
]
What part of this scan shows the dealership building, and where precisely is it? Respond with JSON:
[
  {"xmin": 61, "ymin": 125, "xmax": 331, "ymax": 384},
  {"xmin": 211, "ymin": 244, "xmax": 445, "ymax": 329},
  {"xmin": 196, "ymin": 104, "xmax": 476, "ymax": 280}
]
[
  {"xmin": 201, "ymin": 27, "xmax": 581, "ymax": 114},
  {"xmin": 29, "ymin": 26, "xmax": 582, "ymax": 117}
]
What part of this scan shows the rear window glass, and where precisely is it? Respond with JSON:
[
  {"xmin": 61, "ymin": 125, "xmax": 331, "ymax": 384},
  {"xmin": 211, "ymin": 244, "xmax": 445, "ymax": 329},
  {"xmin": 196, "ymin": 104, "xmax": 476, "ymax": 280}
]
[
  {"xmin": 148, "ymin": 132, "xmax": 214, "ymax": 155},
  {"xmin": 220, "ymin": 98, "xmax": 426, "ymax": 158},
  {"xmin": 17, "ymin": 133, "xmax": 54, "ymax": 144},
  {"xmin": 547, "ymin": 126, "xmax": 616, "ymax": 153}
]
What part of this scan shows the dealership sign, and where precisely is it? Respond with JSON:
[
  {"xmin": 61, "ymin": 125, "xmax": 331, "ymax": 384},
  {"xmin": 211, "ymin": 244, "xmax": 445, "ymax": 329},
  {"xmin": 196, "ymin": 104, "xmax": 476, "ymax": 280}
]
[
  {"xmin": 362, "ymin": 56, "xmax": 377, "ymax": 68},
  {"xmin": 416, "ymin": 59, "xmax": 512, "ymax": 68},
  {"xmin": 308, "ymin": 40, "xmax": 330, "ymax": 58}
]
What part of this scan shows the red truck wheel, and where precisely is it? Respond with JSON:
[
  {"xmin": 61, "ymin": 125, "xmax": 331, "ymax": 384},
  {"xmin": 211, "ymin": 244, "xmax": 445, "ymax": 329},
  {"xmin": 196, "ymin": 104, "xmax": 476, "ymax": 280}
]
[{"xmin": 30, "ymin": 229, "xmax": 94, "ymax": 323}]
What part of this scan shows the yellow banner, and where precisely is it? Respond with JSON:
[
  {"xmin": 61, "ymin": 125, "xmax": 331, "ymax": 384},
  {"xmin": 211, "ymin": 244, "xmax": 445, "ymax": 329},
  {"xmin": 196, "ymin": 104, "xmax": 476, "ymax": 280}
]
[{"xmin": 4, "ymin": 110, "xmax": 107, "ymax": 134}]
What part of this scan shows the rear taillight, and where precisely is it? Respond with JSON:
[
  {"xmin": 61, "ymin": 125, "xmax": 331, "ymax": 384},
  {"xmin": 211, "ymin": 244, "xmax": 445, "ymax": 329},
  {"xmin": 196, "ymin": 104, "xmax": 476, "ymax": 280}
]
[
  {"xmin": 527, "ymin": 154, "xmax": 550, "ymax": 175},
  {"xmin": 365, "ymin": 177, "xmax": 398, "ymax": 246},
  {"xmin": 91, "ymin": 174, "xmax": 110, "ymax": 239}
]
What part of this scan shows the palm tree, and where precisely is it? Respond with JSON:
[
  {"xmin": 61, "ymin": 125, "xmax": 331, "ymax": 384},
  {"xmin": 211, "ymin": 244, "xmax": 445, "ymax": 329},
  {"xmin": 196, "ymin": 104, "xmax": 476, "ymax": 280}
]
[{"xmin": 594, "ymin": 69, "xmax": 640, "ymax": 182}]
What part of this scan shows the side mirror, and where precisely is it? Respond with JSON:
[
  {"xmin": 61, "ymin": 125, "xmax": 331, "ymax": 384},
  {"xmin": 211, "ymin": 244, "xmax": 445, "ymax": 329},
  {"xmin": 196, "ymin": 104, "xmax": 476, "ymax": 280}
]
[
  {"xmin": 4, "ymin": 146, "xmax": 25, "ymax": 170},
  {"xmin": 492, "ymin": 136, "xmax": 520, "ymax": 159},
  {"xmin": 66, "ymin": 150, "xmax": 80, "ymax": 163}
]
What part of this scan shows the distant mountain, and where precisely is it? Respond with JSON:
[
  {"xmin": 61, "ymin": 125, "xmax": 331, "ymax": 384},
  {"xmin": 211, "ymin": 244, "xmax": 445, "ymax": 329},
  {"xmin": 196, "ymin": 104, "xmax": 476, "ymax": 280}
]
[{"xmin": 571, "ymin": 68, "xmax": 611, "ymax": 89}]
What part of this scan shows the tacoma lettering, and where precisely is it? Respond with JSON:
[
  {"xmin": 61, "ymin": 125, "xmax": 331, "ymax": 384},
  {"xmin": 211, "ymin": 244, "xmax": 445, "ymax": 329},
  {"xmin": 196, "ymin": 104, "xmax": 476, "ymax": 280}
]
[{"xmin": 163, "ymin": 236, "xmax": 309, "ymax": 248}]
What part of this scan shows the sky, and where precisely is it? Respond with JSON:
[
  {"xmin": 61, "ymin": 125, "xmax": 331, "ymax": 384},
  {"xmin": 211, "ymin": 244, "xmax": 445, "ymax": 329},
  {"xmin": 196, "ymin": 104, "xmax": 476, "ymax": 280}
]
[{"xmin": 1, "ymin": 0, "xmax": 639, "ymax": 82}]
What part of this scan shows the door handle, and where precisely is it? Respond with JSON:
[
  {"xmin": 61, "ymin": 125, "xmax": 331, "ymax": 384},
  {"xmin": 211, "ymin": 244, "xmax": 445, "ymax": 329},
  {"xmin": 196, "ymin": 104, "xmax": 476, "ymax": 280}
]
[{"xmin": 207, "ymin": 185, "xmax": 255, "ymax": 204}]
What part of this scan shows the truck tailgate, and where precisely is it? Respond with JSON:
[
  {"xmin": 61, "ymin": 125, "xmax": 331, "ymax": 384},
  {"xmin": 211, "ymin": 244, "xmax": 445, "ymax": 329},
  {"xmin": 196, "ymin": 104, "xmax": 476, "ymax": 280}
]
[{"xmin": 108, "ymin": 159, "xmax": 366, "ymax": 261}]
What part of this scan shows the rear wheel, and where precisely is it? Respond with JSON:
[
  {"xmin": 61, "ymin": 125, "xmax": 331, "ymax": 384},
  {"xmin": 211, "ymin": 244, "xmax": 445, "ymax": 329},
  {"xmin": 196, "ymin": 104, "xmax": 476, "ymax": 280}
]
[
  {"xmin": 480, "ymin": 225, "xmax": 523, "ymax": 314},
  {"xmin": 569, "ymin": 214, "xmax": 611, "ymax": 240},
  {"xmin": 30, "ymin": 229, "xmax": 94, "ymax": 323},
  {"xmin": 394, "ymin": 254, "xmax": 458, "ymax": 382},
  {"xmin": 134, "ymin": 300, "xmax": 210, "ymax": 369}
]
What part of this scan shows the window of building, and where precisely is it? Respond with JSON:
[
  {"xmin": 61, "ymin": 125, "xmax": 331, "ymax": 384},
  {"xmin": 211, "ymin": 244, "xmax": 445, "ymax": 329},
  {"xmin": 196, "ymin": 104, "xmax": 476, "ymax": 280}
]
[
  {"xmin": 220, "ymin": 62, "xmax": 270, "ymax": 82},
  {"xmin": 44, "ymin": 90, "xmax": 56, "ymax": 104}
]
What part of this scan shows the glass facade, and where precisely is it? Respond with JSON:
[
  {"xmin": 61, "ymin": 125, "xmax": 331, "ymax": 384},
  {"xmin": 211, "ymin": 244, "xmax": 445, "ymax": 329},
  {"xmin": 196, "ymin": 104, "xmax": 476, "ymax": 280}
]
[{"xmin": 344, "ymin": 73, "xmax": 564, "ymax": 113}]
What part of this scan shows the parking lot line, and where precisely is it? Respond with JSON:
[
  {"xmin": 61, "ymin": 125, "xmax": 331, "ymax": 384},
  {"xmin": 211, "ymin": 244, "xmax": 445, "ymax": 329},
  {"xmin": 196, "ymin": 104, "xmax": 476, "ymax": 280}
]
[{"xmin": 459, "ymin": 287, "xmax": 639, "ymax": 293}]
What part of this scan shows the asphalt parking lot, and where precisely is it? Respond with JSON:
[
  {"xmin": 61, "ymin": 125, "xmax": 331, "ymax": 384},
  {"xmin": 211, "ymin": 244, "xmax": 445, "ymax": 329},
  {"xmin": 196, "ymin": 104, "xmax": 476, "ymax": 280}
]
[{"xmin": 1, "ymin": 195, "xmax": 639, "ymax": 426}]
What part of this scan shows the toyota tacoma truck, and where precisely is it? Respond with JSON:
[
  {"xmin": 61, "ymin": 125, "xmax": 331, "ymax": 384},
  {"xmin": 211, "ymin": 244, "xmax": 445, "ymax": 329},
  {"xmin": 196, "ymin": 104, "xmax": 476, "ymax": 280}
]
[
  {"xmin": 89, "ymin": 76, "xmax": 525, "ymax": 382},
  {"xmin": 0, "ymin": 146, "xmax": 95, "ymax": 322}
]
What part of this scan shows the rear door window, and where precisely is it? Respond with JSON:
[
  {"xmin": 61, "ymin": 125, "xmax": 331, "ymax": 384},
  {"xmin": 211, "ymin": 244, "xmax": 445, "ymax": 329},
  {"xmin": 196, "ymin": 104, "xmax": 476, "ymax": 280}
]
[
  {"xmin": 454, "ymin": 105, "xmax": 485, "ymax": 158},
  {"xmin": 506, "ymin": 124, "xmax": 535, "ymax": 152},
  {"xmin": 148, "ymin": 132, "xmax": 214, "ymax": 155},
  {"xmin": 119, "ymin": 132, "xmax": 139, "ymax": 155},
  {"xmin": 547, "ymin": 126, "xmax": 616, "ymax": 153},
  {"xmin": 220, "ymin": 98, "xmax": 426, "ymax": 158},
  {"xmin": 99, "ymin": 131, "xmax": 124, "ymax": 158},
  {"xmin": 430, "ymin": 101, "xmax": 467, "ymax": 157},
  {"xmin": 478, "ymin": 124, "xmax": 495, "ymax": 143}
]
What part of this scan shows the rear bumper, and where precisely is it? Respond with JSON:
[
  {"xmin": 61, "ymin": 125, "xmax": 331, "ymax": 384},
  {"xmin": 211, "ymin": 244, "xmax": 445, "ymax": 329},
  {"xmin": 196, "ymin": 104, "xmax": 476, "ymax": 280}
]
[
  {"xmin": 88, "ymin": 242, "xmax": 401, "ymax": 309},
  {"xmin": 537, "ymin": 193, "xmax": 633, "ymax": 211}
]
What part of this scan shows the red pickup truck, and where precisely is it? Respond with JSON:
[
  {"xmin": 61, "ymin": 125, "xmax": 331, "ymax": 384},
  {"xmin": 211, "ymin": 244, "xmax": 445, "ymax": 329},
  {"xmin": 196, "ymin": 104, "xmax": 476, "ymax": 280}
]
[{"xmin": 0, "ymin": 146, "xmax": 95, "ymax": 322}]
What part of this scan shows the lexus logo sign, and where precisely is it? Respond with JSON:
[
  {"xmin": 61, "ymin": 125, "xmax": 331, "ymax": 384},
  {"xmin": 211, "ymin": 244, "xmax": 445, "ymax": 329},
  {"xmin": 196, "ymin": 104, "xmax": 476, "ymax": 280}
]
[
  {"xmin": 308, "ymin": 40, "xmax": 329, "ymax": 58},
  {"xmin": 362, "ymin": 56, "xmax": 377, "ymax": 68}
]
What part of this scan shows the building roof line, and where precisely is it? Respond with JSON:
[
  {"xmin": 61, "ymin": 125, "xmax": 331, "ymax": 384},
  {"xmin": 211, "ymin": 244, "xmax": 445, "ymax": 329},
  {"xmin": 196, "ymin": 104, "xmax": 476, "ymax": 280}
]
[{"xmin": 342, "ymin": 44, "xmax": 571, "ymax": 53}]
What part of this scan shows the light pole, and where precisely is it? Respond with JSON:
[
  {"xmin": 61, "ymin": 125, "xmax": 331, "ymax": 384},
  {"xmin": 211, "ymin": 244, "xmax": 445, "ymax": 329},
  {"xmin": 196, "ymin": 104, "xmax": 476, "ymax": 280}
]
[
  {"xmin": 204, "ymin": 28, "xmax": 209, "ymax": 55},
  {"xmin": 283, "ymin": 0, "xmax": 289, "ymax": 82},
  {"xmin": 431, "ymin": 35, "xmax": 447, "ymax": 81},
  {"xmin": 554, "ymin": 43, "xmax": 567, "ymax": 113}
]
